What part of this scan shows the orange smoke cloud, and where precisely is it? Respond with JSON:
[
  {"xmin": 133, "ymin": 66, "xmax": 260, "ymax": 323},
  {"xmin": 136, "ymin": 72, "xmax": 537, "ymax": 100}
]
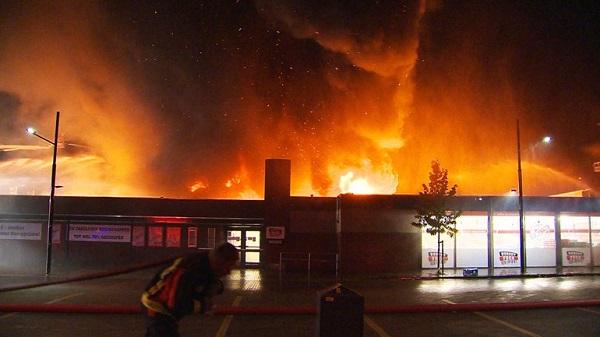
[
  {"xmin": 1, "ymin": 2, "xmax": 593, "ymax": 199},
  {"xmin": 0, "ymin": 2, "xmax": 160, "ymax": 196}
]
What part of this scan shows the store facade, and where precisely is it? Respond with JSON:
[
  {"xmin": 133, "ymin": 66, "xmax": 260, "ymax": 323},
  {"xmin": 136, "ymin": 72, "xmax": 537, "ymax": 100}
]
[
  {"xmin": 1, "ymin": 159, "xmax": 599, "ymax": 275},
  {"xmin": 422, "ymin": 213, "xmax": 600, "ymax": 269},
  {"xmin": 336, "ymin": 194, "xmax": 600, "ymax": 274}
]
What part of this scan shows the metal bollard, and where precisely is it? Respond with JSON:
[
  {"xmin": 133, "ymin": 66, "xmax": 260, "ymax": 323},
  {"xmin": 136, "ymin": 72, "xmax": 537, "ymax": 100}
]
[{"xmin": 317, "ymin": 284, "xmax": 364, "ymax": 337}]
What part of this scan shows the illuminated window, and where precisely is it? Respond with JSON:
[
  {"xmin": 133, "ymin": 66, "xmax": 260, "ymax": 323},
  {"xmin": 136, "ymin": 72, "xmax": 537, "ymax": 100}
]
[
  {"xmin": 132, "ymin": 226, "xmax": 145, "ymax": 247},
  {"xmin": 245, "ymin": 230, "xmax": 260, "ymax": 248},
  {"xmin": 421, "ymin": 228, "xmax": 455, "ymax": 269},
  {"xmin": 560, "ymin": 216, "xmax": 590, "ymax": 266},
  {"xmin": 166, "ymin": 227, "xmax": 181, "ymax": 248},
  {"xmin": 525, "ymin": 215, "xmax": 555, "ymax": 267},
  {"xmin": 246, "ymin": 251, "xmax": 260, "ymax": 263},
  {"xmin": 492, "ymin": 216, "xmax": 520, "ymax": 268},
  {"xmin": 592, "ymin": 217, "xmax": 600, "ymax": 266},
  {"xmin": 456, "ymin": 215, "xmax": 488, "ymax": 268},
  {"xmin": 227, "ymin": 230, "xmax": 242, "ymax": 248},
  {"xmin": 148, "ymin": 226, "xmax": 163, "ymax": 247},
  {"xmin": 245, "ymin": 230, "xmax": 261, "ymax": 264}
]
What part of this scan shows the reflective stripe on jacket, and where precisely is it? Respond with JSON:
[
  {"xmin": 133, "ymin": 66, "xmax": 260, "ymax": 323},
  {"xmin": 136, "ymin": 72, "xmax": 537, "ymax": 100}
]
[{"xmin": 141, "ymin": 252, "xmax": 216, "ymax": 320}]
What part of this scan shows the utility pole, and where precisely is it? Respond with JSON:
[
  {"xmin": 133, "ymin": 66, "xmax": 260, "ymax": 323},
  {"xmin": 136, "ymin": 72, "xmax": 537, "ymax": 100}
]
[{"xmin": 517, "ymin": 119, "xmax": 526, "ymax": 274}]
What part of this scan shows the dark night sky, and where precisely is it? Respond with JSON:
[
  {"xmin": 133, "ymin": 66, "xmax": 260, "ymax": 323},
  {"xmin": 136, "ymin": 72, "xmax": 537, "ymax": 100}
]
[{"xmin": 0, "ymin": 1, "xmax": 599, "ymax": 198}]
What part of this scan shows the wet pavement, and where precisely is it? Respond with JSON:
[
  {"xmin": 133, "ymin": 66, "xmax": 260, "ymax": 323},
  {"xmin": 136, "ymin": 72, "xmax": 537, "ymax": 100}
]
[{"xmin": 1, "ymin": 268, "xmax": 600, "ymax": 336}]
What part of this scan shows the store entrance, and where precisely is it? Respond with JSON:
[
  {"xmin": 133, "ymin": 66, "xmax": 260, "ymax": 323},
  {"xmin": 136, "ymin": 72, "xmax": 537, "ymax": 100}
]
[{"xmin": 226, "ymin": 228, "xmax": 261, "ymax": 268}]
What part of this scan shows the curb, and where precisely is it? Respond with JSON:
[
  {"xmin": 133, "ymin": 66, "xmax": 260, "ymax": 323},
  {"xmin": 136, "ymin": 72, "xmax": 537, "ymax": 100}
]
[{"xmin": 376, "ymin": 272, "xmax": 600, "ymax": 281}]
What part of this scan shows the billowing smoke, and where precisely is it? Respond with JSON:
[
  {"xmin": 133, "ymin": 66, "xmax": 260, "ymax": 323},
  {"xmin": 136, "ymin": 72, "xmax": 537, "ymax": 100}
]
[
  {"xmin": 402, "ymin": 1, "xmax": 599, "ymax": 195},
  {"xmin": 0, "ymin": 2, "xmax": 160, "ymax": 196},
  {"xmin": 1, "ymin": 1, "xmax": 597, "ymax": 198},
  {"xmin": 252, "ymin": 0, "xmax": 431, "ymax": 195}
]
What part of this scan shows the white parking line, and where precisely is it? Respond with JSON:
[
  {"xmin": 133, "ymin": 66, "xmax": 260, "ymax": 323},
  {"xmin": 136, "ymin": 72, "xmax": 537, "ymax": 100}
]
[
  {"xmin": 577, "ymin": 307, "xmax": 600, "ymax": 316},
  {"xmin": 365, "ymin": 315, "xmax": 392, "ymax": 337},
  {"xmin": 45, "ymin": 292, "xmax": 83, "ymax": 304},
  {"xmin": 442, "ymin": 299, "xmax": 541, "ymax": 337},
  {"xmin": 215, "ymin": 296, "xmax": 242, "ymax": 337},
  {"xmin": 0, "ymin": 312, "xmax": 17, "ymax": 319},
  {"xmin": 0, "ymin": 292, "xmax": 83, "ymax": 319}
]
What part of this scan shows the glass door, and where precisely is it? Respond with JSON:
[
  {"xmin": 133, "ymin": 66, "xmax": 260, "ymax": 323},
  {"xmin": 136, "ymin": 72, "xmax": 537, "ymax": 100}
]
[
  {"xmin": 226, "ymin": 229, "xmax": 261, "ymax": 267},
  {"xmin": 227, "ymin": 230, "xmax": 242, "ymax": 250},
  {"xmin": 244, "ymin": 230, "xmax": 261, "ymax": 265}
]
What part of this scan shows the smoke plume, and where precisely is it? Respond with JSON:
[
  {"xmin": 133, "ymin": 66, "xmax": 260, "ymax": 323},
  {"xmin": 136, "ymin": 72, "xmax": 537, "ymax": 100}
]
[{"xmin": 1, "ymin": 1, "xmax": 597, "ymax": 198}]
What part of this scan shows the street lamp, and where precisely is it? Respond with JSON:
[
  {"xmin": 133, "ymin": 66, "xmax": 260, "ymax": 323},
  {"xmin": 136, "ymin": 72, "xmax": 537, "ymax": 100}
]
[
  {"xmin": 26, "ymin": 111, "xmax": 60, "ymax": 276},
  {"xmin": 517, "ymin": 127, "xmax": 555, "ymax": 275},
  {"xmin": 516, "ymin": 119, "xmax": 526, "ymax": 274}
]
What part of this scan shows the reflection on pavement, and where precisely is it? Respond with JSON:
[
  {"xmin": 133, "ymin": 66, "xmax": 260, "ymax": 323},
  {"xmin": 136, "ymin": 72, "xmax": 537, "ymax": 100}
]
[{"xmin": 226, "ymin": 269, "xmax": 263, "ymax": 291}]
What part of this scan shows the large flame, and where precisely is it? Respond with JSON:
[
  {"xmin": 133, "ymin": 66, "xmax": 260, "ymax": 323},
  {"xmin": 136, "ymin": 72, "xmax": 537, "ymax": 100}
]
[{"xmin": 0, "ymin": 2, "xmax": 595, "ymax": 199}]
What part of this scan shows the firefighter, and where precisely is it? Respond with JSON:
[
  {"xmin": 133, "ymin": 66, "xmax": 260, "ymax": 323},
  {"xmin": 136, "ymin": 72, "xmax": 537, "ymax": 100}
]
[{"xmin": 141, "ymin": 242, "xmax": 239, "ymax": 337}]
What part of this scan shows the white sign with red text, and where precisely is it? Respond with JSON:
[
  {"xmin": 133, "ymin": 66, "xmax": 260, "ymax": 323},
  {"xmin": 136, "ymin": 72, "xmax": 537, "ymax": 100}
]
[
  {"xmin": 266, "ymin": 226, "xmax": 285, "ymax": 240},
  {"xmin": 562, "ymin": 247, "xmax": 590, "ymax": 266}
]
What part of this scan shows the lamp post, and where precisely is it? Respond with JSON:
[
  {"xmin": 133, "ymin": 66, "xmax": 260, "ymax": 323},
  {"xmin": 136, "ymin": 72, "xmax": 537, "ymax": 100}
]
[
  {"xmin": 516, "ymin": 119, "xmax": 526, "ymax": 274},
  {"xmin": 26, "ymin": 111, "xmax": 60, "ymax": 276}
]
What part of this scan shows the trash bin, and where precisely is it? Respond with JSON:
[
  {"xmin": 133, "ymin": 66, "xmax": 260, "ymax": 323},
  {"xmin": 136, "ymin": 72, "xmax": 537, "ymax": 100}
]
[{"xmin": 317, "ymin": 284, "xmax": 364, "ymax": 337}]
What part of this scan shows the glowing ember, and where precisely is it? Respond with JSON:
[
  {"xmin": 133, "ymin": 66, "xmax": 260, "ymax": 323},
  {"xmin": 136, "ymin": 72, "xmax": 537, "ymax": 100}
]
[
  {"xmin": 225, "ymin": 177, "xmax": 241, "ymax": 188},
  {"xmin": 190, "ymin": 181, "xmax": 208, "ymax": 192}
]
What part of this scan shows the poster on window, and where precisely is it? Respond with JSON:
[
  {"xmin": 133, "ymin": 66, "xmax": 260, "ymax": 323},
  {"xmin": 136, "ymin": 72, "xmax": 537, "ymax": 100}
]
[
  {"xmin": 422, "ymin": 249, "xmax": 454, "ymax": 268},
  {"xmin": 69, "ymin": 224, "xmax": 131, "ymax": 242},
  {"xmin": 421, "ymin": 229, "xmax": 455, "ymax": 268},
  {"xmin": 492, "ymin": 216, "xmax": 521, "ymax": 267},
  {"xmin": 132, "ymin": 226, "xmax": 145, "ymax": 247},
  {"xmin": 148, "ymin": 226, "xmax": 163, "ymax": 247},
  {"xmin": 562, "ymin": 247, "xmax": 591, "ymax": 266},
  {"xmin": 495, "ymin": 250, "xmax": 520, "ymax": 267},
  {"xmin": 52, "ymin": 224, "xmax": 61, "ymax": 244},
  {"xmin": 187, "ymin": 227, "xmax": 198, "ymax": 248},
  {"xmin": 0, "ymin": 223, "xmax": 42, "ymax": 240},
  {"xmin": 166, "ymin": 227, "xmax": 181, "ymax": 248}
]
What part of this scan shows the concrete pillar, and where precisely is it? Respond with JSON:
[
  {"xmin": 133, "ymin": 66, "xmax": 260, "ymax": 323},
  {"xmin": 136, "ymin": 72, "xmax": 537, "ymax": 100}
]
[{"xmin": 262, "ymin": 159, "xmax": 291, "ymax": 269}]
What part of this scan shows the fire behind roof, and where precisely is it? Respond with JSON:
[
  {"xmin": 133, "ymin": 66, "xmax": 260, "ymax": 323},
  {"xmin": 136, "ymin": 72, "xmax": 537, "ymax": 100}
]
[{"xmin": 0, "ymin": 1, "xmax": 598, "ymax": 198}]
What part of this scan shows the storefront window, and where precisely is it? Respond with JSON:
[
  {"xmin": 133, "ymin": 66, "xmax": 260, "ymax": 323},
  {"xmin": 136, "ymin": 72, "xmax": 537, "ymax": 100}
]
[
  {"xmin": 492, "ymin": 215, "xmax": 520, "ymax": 268},
  {"xmin": 525, "ymin": 215, "xmax": 555, "ymax": 267},
  {"xmin": 421, "ymin": 228, "xmax": 455, "ymax": 269},
  {"xmin": 560, "ymin": 216, "xmax": 590, "ymax": 266},
  {"xmin": 592, "ymin": 217, "xmax": 600, "ymax": 266},
  {"xmin": 456, "ymin": 215, "xmax": 488, "ymax": 268},
  {"xmin": 166, "ymin": 227, "xmax": 181, "ymax": 248}
]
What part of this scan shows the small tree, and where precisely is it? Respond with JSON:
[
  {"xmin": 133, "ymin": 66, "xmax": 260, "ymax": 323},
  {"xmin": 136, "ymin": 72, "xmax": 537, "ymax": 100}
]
[{"xmin": 412, "ymin": 160, "xmax": 462, "ymax": 273}]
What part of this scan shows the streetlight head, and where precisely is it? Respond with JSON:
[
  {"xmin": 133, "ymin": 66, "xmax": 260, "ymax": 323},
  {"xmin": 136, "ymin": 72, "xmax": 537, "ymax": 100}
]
[
  {"xmin": 26, "ymin": 127, "xmax": 36, "ymax": 135},
  {"xmin": 542, "ymin": 136, "xmax": 552, "ymax": 144}
]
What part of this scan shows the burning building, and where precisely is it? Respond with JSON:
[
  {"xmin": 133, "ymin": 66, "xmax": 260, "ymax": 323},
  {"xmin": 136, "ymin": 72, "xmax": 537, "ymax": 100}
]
[{"xmin": 1, "ymin": 1, "xmax": 598, "ymax": 199}]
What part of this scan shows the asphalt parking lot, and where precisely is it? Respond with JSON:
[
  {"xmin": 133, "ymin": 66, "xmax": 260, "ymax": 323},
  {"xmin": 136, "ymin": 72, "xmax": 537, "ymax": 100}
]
[{"xmin": 1, "ymin": 269, "xmax": 600, "ymax": 337}]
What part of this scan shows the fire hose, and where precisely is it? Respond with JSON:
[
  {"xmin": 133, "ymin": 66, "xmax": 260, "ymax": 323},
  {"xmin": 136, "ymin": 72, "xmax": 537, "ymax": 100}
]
[
  {"xmin": 0, "ymin": 257, "xmax": 176, "ymax": 293},
  {"xmin": 1, "ymin": 299, "xmax": 600, "ymax": 315}
]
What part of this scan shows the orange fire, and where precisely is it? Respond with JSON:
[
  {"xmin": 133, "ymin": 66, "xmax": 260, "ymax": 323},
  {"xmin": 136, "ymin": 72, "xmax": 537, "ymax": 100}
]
[
  {"xmin": 190, "ymin": 181, "xmax": 208, "ymax": 193},
  {"xmin": 339, "ymin": 172, "xmax": 373, "ymax": 194},
  {"xmin": 1, "ymin": 2, "xmax": 592, "ymax": 199}
]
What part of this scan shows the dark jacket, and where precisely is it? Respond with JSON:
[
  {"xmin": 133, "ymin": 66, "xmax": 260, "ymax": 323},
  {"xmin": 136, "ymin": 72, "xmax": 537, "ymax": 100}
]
[{"xmin": 141, "ymin": 252, "xmax": 222, "ymax": 320}]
